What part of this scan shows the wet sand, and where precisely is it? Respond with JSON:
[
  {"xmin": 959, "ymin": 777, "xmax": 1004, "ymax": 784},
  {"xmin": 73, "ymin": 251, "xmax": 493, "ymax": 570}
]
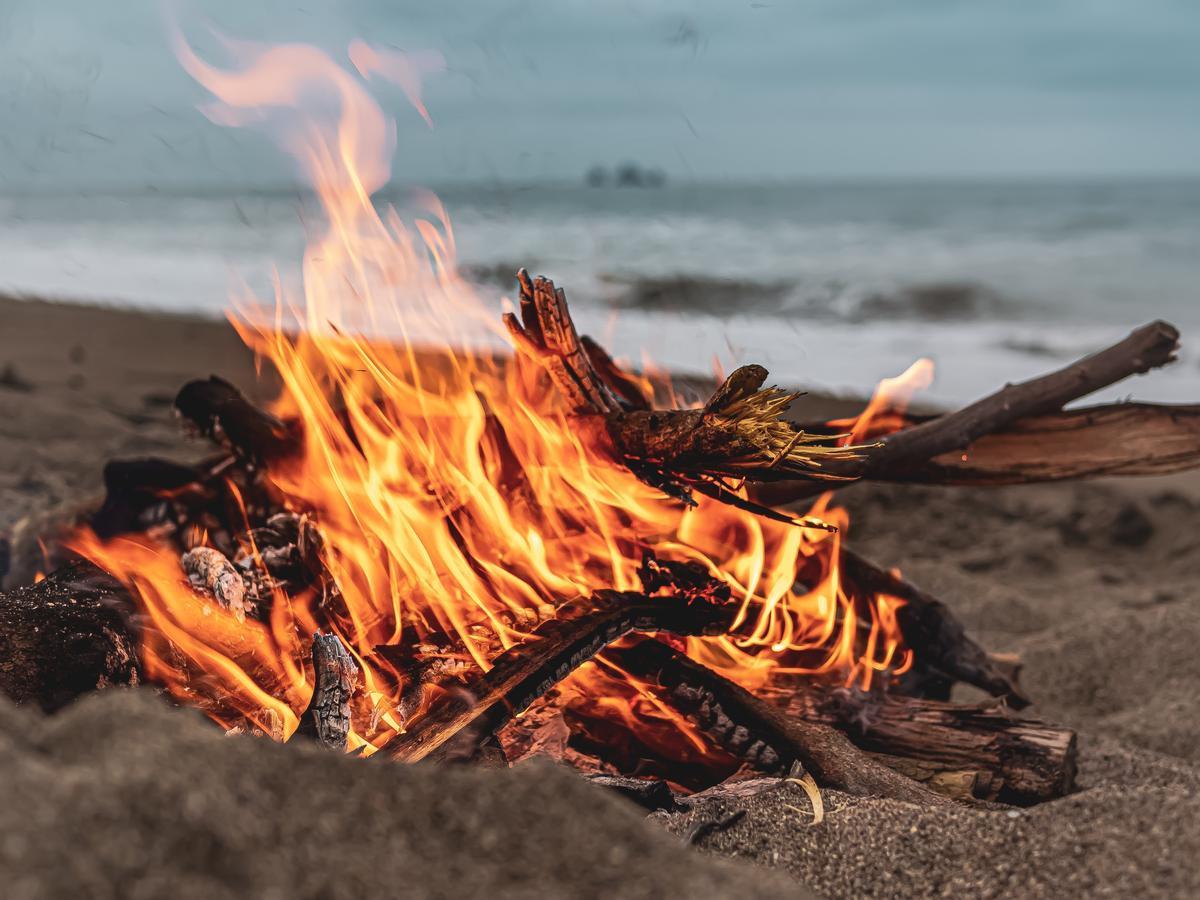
[{"xmin": 1, "ymin": 294, "xmax": 1198, "ymax": 897}]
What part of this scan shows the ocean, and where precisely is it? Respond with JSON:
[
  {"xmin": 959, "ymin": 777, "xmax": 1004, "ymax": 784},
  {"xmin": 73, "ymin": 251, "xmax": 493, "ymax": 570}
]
[{"xmin": 1, "ymin": 178, "xmax": 1197, "ymax": 406}]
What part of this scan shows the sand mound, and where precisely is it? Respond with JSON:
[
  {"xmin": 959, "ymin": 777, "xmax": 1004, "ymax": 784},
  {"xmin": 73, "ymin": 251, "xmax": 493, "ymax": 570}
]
[{"xmin": 0, "ymin": 690, "xmax": 801, "ymax": 900}]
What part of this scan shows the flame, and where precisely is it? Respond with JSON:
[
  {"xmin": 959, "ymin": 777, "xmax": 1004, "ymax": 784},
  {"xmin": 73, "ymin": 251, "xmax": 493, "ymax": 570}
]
[
  {"xmin": 834, "ymin": 358, "xmax": 934, "ymax": 445},
  {"xmin": 71, "ymin": 33, "xmax": 927, "ymax": 758}
]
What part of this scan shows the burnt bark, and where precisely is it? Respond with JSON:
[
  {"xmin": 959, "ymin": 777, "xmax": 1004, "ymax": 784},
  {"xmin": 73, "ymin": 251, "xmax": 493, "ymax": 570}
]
[
  {"xmin": 0, "ymin": 562, "xmax": 140, "ymax": 711},
  {"xmin": 294, "ymin": 633, "xmax": 359, "ymax": 752}
]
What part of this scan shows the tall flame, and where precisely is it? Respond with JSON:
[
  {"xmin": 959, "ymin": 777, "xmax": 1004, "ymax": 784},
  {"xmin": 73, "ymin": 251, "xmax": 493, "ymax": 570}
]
[{"xmin": 73, "ymin": 33, "xmax": 926, "ymax": 756}]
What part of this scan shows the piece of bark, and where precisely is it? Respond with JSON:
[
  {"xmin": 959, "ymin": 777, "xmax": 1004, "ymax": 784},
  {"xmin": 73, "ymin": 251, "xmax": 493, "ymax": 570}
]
[
  {"xmin": 293, "ymin": 633, "xmax": 359, "ymax": 752},
  {"xmin": 174, "ymin": 376, "xmax": 298, "ymax": 463},
  {"xmin": 585, "ymin": 774, "xmax": 684, "ymax": 812},
  {"xmin": 786, "ymin": 689, "xmax": 1077, "ymax": 804},
  {"xmin": 839, "ymin": 546, "xmax": 1029, "ymax": 707},
  {"xmin": 617, "ymin": 639, "xmax": 948, "ymax": 807},
  {"xmin": 0, "ymin": 562, "xmax": 140, "ymax": 711},
  {"xmin": 386, "ymin": 591, "xmax": 737, "ymax": 763}
]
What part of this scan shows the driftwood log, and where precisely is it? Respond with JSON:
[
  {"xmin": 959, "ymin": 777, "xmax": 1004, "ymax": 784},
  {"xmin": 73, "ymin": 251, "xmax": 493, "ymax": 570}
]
[
  {"xmin": 387, "ymin": 591, "xmax": 736, "ymax": 764},
  {"xmin": 0, "ymin": 562, "xmax": 139, "ymax": 711},
  {"xmin": 615, "ymin": 638, "xmax": 949, "ymax": 807},
  {"xmin": 783, "ymin": 688, "xmax": 1077, "ymax": 804}
]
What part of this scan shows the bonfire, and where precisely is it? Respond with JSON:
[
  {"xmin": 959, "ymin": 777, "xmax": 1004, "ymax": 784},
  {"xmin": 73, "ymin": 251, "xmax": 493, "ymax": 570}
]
[{"xmin": 2, "ymin": 34, "xmax": 1197, "ymax": 813}]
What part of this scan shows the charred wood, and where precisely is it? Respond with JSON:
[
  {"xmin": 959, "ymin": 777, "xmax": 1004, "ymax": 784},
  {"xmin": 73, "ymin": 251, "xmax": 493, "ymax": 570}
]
[
  {"xmin": 617, "ymin": 639, "xmax": 949, "ymax": 807},
  {"xmin": 294, "ymin": 632, "xmax": 358, "ymax": 752},
  {"xmin": 0, "ymin": 562, "xmax": 139, "ymax": 711},
  {"xmin": 585, "ymin": 774, "xmax": 684, "ymax": 812},
  {"xmin": 174, "ymin": 376, "xmax": 298, "ymax": 463},
  {"xmin": 386, "ymin": 591, "xmax": 736, "ymax": 764},
  {"xmin": 840, "ymin": 546, "xmax": 1029, "ymax": 707},
  {"xmin": 182, "ymin": 546, "xmax": 249, "ymax": 622}
]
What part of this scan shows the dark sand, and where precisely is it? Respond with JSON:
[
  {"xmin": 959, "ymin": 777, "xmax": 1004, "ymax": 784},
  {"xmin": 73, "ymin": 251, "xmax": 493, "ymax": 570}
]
[{"xmin": 1, "ymin": 294, "xmax": 1199, "ymax": 897}]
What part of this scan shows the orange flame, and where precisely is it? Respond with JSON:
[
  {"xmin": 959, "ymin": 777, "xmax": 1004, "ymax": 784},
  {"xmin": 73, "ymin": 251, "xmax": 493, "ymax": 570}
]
[{"xmin": 72, "ymin": 33, "xmax": 926, "ymax": 756}]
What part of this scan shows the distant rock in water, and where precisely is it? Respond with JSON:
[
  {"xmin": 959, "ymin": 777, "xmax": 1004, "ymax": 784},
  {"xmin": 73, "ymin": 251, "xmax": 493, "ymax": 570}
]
[
  {"xmin": 604, "ymin": 274, "xmax": 792, "ymax": 315},
  {"xmin": 854, "ymin": 282, "xmax": 1018, "ymax": 322},
  {"xmin": 461, "ymin": 261, "xmax": 529, "ymax": 290},
  {"xmin": 587, "ymin": 163, "xmax": 667, "ymax": 188}
]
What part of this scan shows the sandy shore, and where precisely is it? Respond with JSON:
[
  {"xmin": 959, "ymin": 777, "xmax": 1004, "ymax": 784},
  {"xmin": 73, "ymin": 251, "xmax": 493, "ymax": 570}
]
[{"xmin": 1, "ymin": 294, "xmax": 1198, "ymax": 897}]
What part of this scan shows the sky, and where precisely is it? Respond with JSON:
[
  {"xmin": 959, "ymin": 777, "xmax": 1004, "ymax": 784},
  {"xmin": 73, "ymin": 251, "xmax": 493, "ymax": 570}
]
[{"xmin": 1, "ymin": 0, "xmax": 1198, "ymax": 190}]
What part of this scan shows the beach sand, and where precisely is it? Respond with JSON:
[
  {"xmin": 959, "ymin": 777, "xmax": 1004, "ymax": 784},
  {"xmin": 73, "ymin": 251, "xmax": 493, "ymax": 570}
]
[{"xmin": 1, "ymin": 294, "xmax": 1197, "ymax": 897}]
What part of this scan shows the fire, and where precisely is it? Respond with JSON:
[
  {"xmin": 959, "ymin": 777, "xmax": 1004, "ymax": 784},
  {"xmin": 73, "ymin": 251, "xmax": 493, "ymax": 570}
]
[{"xmin": 71, "ymin": 33, "xmax": 929, "ymax": 758}]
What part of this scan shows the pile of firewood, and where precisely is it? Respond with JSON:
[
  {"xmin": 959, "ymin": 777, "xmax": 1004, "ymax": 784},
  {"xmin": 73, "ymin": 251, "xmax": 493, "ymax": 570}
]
[{"xmin": 1, "ymin": 269, "xmax": 1197, "ymax": 809}]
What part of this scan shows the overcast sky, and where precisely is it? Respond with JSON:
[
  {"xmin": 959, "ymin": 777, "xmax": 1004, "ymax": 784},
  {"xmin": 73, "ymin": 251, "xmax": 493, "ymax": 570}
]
[{"xmin": 1, "ymin": 0, "xmax": 1198, "ymax": 190}]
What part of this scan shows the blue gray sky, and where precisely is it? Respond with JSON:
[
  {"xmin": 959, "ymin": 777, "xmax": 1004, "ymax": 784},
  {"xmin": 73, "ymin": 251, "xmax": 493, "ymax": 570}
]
[{"xmin": 1, "ymin": 0, "xmax": 1198, "ymax": 189}]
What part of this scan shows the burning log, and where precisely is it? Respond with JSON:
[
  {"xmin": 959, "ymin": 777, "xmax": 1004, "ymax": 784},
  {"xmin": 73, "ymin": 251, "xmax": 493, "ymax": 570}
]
[
  {"xmin": 615, "ymin": 639, "xmax": 949, "ymax": 807},
  {"xmin": 387, "ymin": 591, "xmax": 736, "ymax": 764},
  {"xmin": 839, "ymin": 547, "xmax": 1029, "ymax": 706},
  {"xmin": 784, "ymin": 688, "xmax": 1077, "ymax": 804},
  {"xmin": 294, "ymin": 633, "xmax": 359, "ymax": 752},
  {"xmin": 0, "ymin": 562, "xmax": 139, "ymax": 711}
]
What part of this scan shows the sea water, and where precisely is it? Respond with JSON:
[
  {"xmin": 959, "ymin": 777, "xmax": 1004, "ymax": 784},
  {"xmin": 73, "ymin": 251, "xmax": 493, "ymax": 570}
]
[{"xmin": 1, "ymin": 178, "xmax": 1197, "ymax": 405}]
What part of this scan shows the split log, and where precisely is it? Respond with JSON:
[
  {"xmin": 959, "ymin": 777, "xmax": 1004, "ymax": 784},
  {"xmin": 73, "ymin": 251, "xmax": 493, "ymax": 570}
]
[
  {"xmin": 293, "ymin": 633, "xmax": 359, "ymax": 752},
  {"xmin": 753, "ymin": 402, "xmax": 1200, "ymax": 507},
  {"xmin": 386, "ymin": 591, "xmax": 736, "ymax": 764},
  {"xmin": 0, "ymin": 562, "xmax": 140, "ymax": 711},
  {"xmin": 784, "ymin": 689, "xmax": 1077, "ymax": 804},
  {"xmin": 616, "ymin": 639, "xmax": 949, "ymax": 807},
  {"xmin": 868, "ymin": 402, "xmax": 1200, "ymax": 486},
  {"xmin": 857, "ymin": 320, "xmax": 1179, "ymax": 474},
  {"xmin": 839, "ymin": 547, "xmax": 1028, "ymax": 707},
  {"xmin": 755, "ymin": 324, "xmax": 1185, "ymax": 507}
]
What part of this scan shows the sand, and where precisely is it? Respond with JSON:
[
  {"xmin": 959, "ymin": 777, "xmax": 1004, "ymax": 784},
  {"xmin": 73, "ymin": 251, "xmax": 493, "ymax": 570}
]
[{"xmin": 1, "ymin": 293, "xmax": 1198, "ymax": 898}]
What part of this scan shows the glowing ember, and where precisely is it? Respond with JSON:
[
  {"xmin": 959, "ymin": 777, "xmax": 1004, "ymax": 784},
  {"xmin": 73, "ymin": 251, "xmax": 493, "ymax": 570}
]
[{"xmin": 70, "ymin": 32, "xmax": 928, "ymax": 758}]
